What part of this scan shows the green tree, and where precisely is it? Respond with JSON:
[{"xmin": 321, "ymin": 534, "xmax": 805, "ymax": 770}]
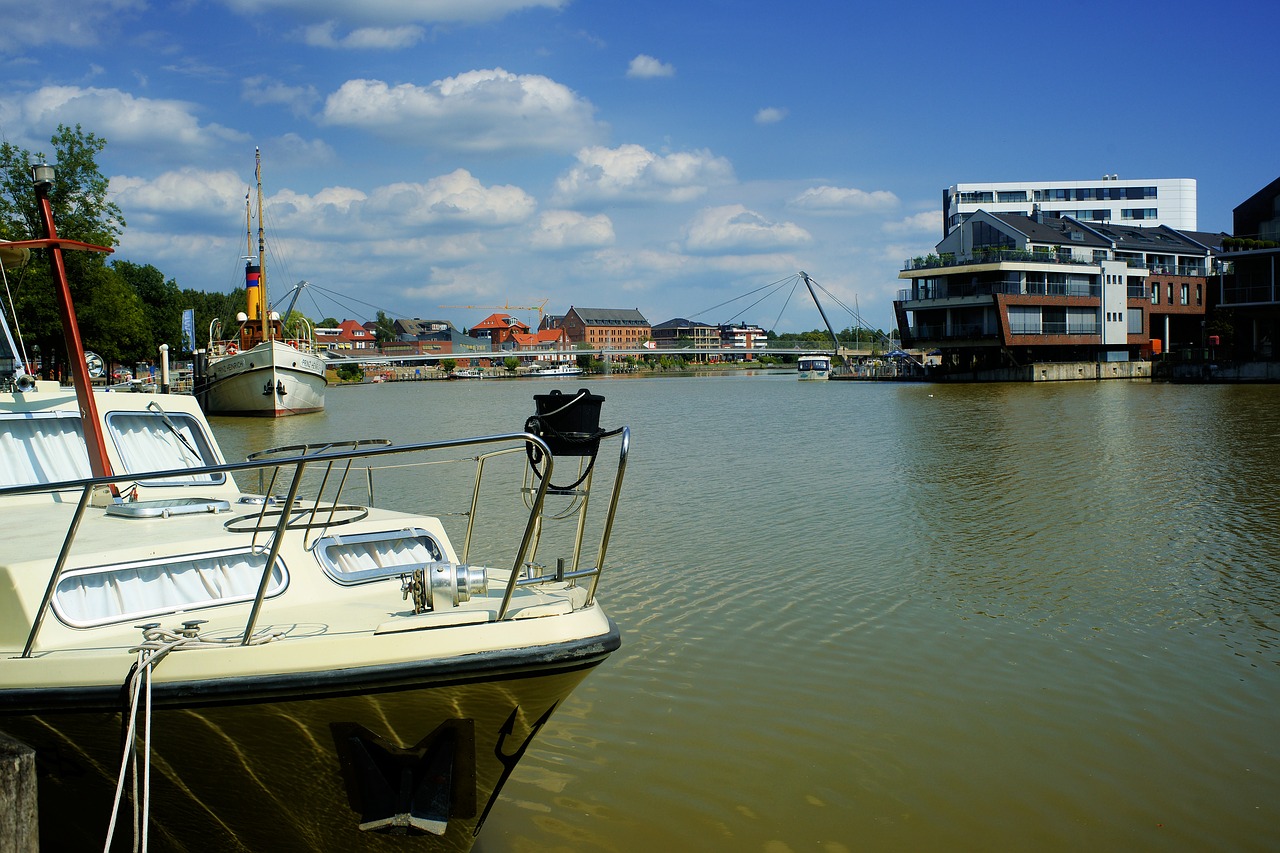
[
  {"xmin": 440, "ymin": 358, "xmax": 457, "ymax": 374},
  {"xmin": 114, "ymin": 260, "xmax": 182, "ymax": 353},
  {"xmin": 374, "ymin": 311, "xmax": 396, "ymax": 346},
  {"xmin": 0, "ymin": 125, "xmax": 126, "ymax": 379},
  {"xmin": 503, "ymin": 356, "xmax": 519, "ymax": 373}
]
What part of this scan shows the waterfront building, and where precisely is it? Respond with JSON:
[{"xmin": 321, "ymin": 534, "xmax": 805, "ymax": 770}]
[
  {"xmin": 382, "ymin": 318, "xmax": 488, "ymax": 364},
  {"xmin": 717, "ymin": 322, "xmax": 769, "ymax": 360},
  {"xmin": 895, "ymin": 210, "xmax": 1224, "ymax": 373},
  {"xmin": 1217, "ymin": 175, "xmax": 1280, "ymax": 359},
  {"xmin": 651, "ymin": 318, "xmax": 721, "ymax": 349},
  {"xmin": 943, "ymin": 177, "xmax": 1197, "ymax": 237},
  {"xmin": 314, "ymin": 319, "xmax": 376, "ymax": 354},
  {"xmin": 559, "ymin": 307, "xmax": 651, "ymax": 348},
  {"xmin": 470, "ymin": 313, "xmax": 531, "ymax": 348}
]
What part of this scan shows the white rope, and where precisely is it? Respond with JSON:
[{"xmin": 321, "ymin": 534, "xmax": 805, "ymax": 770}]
[{"xmin": 103, "ymin": 626, "xmax": 285, "ymax": 852}]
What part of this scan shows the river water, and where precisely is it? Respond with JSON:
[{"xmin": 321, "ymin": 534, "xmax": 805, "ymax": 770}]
[{"xmin": 210, "ymin": 374, "xmax": 1280, "ymax": 852}]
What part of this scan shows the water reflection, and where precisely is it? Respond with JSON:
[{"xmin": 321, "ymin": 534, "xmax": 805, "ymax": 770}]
[{"xmin": 213, "ymin": 376, "xmax": 1280, "ymax": 852}]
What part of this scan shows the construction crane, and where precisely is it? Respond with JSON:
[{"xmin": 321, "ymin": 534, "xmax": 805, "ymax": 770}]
[{"xmin": 439, "ymin": 300, "xmax": 550, "ymax": 326}]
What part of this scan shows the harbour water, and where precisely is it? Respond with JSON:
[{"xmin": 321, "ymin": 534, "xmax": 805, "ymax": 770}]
[{"xmin": 211, "ymin": 374, "xmax": 1280, "ymax": 852}]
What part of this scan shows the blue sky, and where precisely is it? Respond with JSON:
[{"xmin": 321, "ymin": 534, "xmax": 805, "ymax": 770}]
[{"xmin": 1, "ymin": 0, "xmax": 1274, "ymax": 335}]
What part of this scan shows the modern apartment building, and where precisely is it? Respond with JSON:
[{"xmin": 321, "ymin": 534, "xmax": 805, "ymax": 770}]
[
  {"xmin": 895, "ymin": 211, "xmax": 1224, "ymax": 373},
  {"xmin": 943, "ymin": 177, "xmax": 1197, "ymax": 236}
]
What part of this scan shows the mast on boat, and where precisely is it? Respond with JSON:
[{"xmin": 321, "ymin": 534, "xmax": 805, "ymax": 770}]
[{"xmin": 255, "ymin": 148, "xmax": 272, "ymax": 343}]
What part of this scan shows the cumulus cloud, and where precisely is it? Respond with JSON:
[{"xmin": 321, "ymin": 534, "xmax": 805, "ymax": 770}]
[
  {"xmin": 528, "ymin": 210, "xmax": 615, "ymax": 251},
  {"xmin": 627, "ymin": 55, "xmax": 675, "ymax": 79},
  {"xmin": 552, "ymin": 144, "xmax": 734, "ymax": 206},
  {"xmin": 111, "ymin": 168, "xmax": 249, "ymax": 222},
  {"xmin": 0, "ymin": 86, "xmax": 245, "ymax": 155},
  {"xmin": 682, "ymin": 205, "xmax": 812, "ymax": 255},
  {"xmin": 322, "ymin": 69, "xmax": 602, "ymax": 152},
  {"xmin": 221, "ymin": 0, "xmax": 568, "ymax": 25},
  {"xmin": 754, "ymin": 107, "xmax": 787, "ymax": 124},
  {"xmin": 883, "ymin": 210, "xmax": 941, "ymax": 234},
  {"xmin": 362, "ymin": 169, "xmax": 535, "ymax": 229},
  {"xmin": 301, "ymin": 21, "xmax": 425, "ymax": 49},
  {"xmin": 788, "ymin": 185, "xmax": 899, "ymax": 213}
]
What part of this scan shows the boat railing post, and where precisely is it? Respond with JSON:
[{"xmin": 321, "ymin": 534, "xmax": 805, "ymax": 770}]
[
  {"xmin": 497, "ymin": 437, "xmax": 552, "ymax": 620},
  {"xmin": 241, "ymin": 459, "xmax": 307, "ymax": 645},
  {"xmin": 585, "ymin": 427, "xmax": 629, "ymax": 605},
  {"xmin": 22, "ymin": 483, "xmax": 96, "ymax": 658}
]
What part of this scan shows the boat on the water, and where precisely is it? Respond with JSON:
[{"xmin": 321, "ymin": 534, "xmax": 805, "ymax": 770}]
[
  {"xmin": 199, "ymin": 149, "xmax": 327, "ymax": 417},
  {"xmin": 530, "ymin": 363, "xmax": 584, "ymax": 378},
  {"xmin": 0, "ymin": 169, "xmax": 628, "ymax": 851},
  {"xmin": 797, "ymin": 353, "xmax": 832, "ymax": 380}
]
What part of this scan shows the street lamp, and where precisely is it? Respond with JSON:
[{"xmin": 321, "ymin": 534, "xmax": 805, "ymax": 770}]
[{"xmin": 30, "ymin": 162, "xmax": 54, "ymax": 192}]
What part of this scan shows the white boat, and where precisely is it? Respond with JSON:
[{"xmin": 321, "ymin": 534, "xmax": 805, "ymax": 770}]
[
  {"xmin": 797, "ymin": 353, "xmax": 832, "ymax": 380},
  {"xmin": 200, "ymin": 150, "xmax": 327, "ymax": 417},
  {"xmin": 530, "ymin": 364, "xmax": 584, "ymax": 378},
  {"xmin": 0, "ymin": 176, "xmax": 628, "ymax": 851}
]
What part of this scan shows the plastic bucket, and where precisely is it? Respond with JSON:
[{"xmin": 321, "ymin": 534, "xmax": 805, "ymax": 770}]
[{"xmin": 531, "ymin": 389, "xmax": 605, "ymax": 456}]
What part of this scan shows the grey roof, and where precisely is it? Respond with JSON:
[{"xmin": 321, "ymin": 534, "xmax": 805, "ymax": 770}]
[
  {"xmin": 992, "ymin": 213, "xmax": 1213, "ymax": 254},
  {"xmin": 567, "ymin": 307, "xmax": 650, "ymax": 326},
  {"xmin": 654, "ymin": 317, "xmax": 717, "ymax": 330}
]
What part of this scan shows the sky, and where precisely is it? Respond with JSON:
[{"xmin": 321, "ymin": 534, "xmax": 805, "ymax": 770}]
[{"xmin": 1, "ymin": 0, "xmax": 1275, "ymax": 337}]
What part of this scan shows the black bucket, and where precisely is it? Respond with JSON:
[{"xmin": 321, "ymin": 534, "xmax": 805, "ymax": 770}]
[{"xmin": 529, "ymin": 388, "xmax": 605, "ymax": 456}]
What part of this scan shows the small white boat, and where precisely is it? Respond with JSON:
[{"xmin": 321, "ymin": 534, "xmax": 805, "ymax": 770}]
[
  {"xmin": 797, "ymin": 353, "xmax": 832, "ymax": 380},
  {"xmin": 200, "ymin": 150, "xmax": 327, "ymax": 417},
  {"xmin": 0, "ymin": 174, "xmax": 628, "ymax": 852},
  {"xmin": 530, "ymin": 363, "xmax": 584, "ymax": 377}
]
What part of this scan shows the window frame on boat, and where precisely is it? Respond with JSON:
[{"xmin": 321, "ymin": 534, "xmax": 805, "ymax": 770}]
[
  {"xmin": 51, "ymin": 546, "xmax": 289, "ymax": 629},
  {"xmin": 0, "ymin": 411, "xmax": 92, "ymax": 487},
  {"xmin": 104, "ymin": 410, "xmax": 226, "ymax": 486},
  {"xmin": 313, "ymin": 528, "xmax": 447, "ymax": 586}
]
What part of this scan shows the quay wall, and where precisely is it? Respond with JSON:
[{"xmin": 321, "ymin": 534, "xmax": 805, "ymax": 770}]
[{"xmin": 933, "ymin": 361, "xmax": 1153, "ymax": 383}]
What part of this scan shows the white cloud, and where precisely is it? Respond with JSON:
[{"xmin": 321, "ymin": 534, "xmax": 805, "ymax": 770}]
[
  {"xmin": 0, "ymin": 86, "xmax": 245, "ymax": 155},
  {"xmin": 0, "ymin": 0, "xmax": 145, "ymax": 53},
  {"xmin": 362, "ymin": 169, "xmax": 536, "ymax": 230},
  {"xmin": 322, "ymin": 69, "xmax": 602, "ymax": 152},
  {"xmin": 754, "ymin": 107, "xmax": 787, "ymax": 124},
  {"xmin": 883, "ymin": 210, "xmax": 941, "ymax": 235},
  {"xmin": 221, "ymin": 0, "xmax": 569, "ymax": 26},
  {"xmin": 301, "ymin": 21, "xmax": 425, "ymax": 50},
  {"xmin": 627, "ymin": 54, "xmax": 675, "ymax": 79},
  {"xmin": 789, "ymin": 185, "xmax": 899, "ymax": 213},
  {"xmin": 241, "ymin": 76, "xmax": 321, "ymax": 117},
  {"xmin": 528, "ymin": 210, "xmax": 615, "ymax": 251},
  {"xmin": 111, "ymin": 168, "xmax": 248, "ymax": 221},
  {"xmin": 553, "ymin": 144, "xmax": 734, "ymax": 206},
  {"xmin": 682, "ymin": 205, "xmax": 812, "ymax": 255}
]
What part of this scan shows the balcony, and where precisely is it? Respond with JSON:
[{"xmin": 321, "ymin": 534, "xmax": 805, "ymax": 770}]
[{"xmin": 899, "ymin": 280, "xmax": 1101, "ymax": 302}]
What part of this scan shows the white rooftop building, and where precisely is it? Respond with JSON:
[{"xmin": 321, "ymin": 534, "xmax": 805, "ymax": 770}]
[{"xmin": 943, "ymin": 177, "xmax": 1197, "ymax": 236}]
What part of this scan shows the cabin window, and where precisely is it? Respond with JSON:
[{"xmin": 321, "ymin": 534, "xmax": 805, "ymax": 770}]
[
  {"xmin": 0, "ymin": 412, "xmax": 92, "ymax": 487},
  {"xmin": 52, "ymin": 548, "xmax": 286, "ymax": 627},
  {"xmin": 314, "ymin": 529, "xmax": 447, "ymax": 586},
  {"xmin": 106, "ymin": 411, "xmax": 224, "ymax": 485}
]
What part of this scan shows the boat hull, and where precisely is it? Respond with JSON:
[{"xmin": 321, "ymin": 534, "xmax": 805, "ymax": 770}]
[
  {"xmin": 1, "ymin": 628, "xmax": 617, "ymax": 852},
  {"xmin": 203, "ymin": 341, "xmax": 327, "ymax": 417}
]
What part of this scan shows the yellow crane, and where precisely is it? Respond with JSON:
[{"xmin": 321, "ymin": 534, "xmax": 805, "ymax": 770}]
[{"xmin": 439, "ymin": 299, "xmax": 550, "ymax": 326}]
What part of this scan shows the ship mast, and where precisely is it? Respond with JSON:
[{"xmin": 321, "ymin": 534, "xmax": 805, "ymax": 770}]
[{"xmin": 256, "ymin": 147, "xmax": 272, "ymax": 341}]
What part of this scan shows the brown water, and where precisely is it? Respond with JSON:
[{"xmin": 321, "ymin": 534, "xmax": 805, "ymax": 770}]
[{"xmin": 212, "ymin": 375, "xmax": 1280, "ymax": 852}]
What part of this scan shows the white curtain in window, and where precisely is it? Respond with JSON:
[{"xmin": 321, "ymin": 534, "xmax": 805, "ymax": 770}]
[
  {"xmin": 323, "ymin": 537, "xmax": 442, "ymax": 578},
  {"xmin": 0, "ymin": 415, "xmax": 91, "ymax": 487},
  {"xmin": 109, "ymin": 413, "xmax": 216, "ymax": 483},
  {"xmin": 54, "ymin": 552, "xmax": 285, "ymax": 625}
]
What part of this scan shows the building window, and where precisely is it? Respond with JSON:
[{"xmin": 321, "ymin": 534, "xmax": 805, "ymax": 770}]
[
  {"xmin": 1167, "ymin": 284, "xmax": 1174, "ymax": 305},
  {"xmin": 1196, "ymin": 284, "xmax": 1202, "ymax": 306},
  {"xmin": 1150, "ymin": 283, "xmax": 1159, "ymax": 304},
  {"xmin": 1122, "ymin": 208, "xmax": 1158, "ymax": 221},
  {"xmin": 1180, "ymin": 284, "xmax": 1189, "ymax": 306}
]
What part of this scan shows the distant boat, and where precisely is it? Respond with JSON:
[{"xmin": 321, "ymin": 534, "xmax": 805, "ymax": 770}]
[
  {"xmin": 199, "ymin": 149, "xmax": 327, "ymax": 417},
  {"xmin": 797, "ymin": 353, "xmax": 832, "ymax": 380},
  {"xmin": 530, "ymin": 364, "xmax": 584, "ymax": 378}
]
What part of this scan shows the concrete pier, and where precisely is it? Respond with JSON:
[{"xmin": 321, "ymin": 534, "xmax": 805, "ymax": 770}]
[{"xmin": 0, "ymin": 732, "xmax": 37, "ymax": 852}]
